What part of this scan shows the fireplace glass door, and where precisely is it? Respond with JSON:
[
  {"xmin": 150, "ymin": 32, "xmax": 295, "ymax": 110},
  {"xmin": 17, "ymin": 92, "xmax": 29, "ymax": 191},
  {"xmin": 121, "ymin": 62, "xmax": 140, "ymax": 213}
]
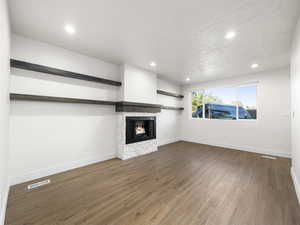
[{"xmin": 126, "ymin": 117, "xmax": 156, "ymax": 144}]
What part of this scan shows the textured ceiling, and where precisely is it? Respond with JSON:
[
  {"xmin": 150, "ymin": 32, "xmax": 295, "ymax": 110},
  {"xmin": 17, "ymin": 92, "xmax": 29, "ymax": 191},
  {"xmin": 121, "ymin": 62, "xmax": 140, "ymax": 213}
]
[{"xmin": 8, "ymin": 0, "xmax": 300, "ymax": 84}]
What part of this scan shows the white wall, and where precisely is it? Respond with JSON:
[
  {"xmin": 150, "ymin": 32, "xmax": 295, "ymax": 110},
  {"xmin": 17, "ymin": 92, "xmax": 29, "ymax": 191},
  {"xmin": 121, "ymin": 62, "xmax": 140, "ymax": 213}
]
[
  {"xmin": 9, "ymin": 35, "xmax": 182, "ymax": 185},
  {"xmin": 11, "ymin": 34, "xmax": 120, "ymax": 101},
  {"xmin": 180, "ymin": 68, "xmax": 291, "ymax": 157},
  {"xmin": 291, "ymin": 17, "xmax": 300, "ymax": 203},
  {"xmin": 121, "ymin": 64, "xmax": 157, "ymax": 104},
  {"xmin": 157, "ymin": 79, "xmax": 183, "ymax": 146},
  {"xmin": 0, "ymin": 0, "xmax": 10, "ymax": 224},
  {"xmin": 10, "ymin": 35, "xmax": 121, "ymax": 185}
]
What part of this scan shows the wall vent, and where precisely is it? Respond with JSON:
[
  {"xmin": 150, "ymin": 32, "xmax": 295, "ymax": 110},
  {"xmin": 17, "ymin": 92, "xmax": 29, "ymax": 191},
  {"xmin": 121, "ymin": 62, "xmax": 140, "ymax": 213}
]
[
  {"xmin": 261, "ymin": 155, "xmax": 277, "ymax": 160},
  {"xmin": 27, "ymin": 179, "xmax": 51, "ymax": 190}
]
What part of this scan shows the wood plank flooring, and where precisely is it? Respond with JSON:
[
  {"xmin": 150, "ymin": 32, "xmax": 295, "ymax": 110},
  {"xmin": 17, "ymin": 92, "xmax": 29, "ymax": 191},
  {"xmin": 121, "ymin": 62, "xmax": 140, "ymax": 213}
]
[{"xmin": 5, "ymin": 141, "xmax": 300, "ymax": 225}]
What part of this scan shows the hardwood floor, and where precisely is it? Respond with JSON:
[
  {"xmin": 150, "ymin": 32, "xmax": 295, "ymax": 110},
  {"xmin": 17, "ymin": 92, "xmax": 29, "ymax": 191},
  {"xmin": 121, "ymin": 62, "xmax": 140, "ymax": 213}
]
[{"xmin": 5, "ymin": 141, "xmax": 300, "ymax": 225}]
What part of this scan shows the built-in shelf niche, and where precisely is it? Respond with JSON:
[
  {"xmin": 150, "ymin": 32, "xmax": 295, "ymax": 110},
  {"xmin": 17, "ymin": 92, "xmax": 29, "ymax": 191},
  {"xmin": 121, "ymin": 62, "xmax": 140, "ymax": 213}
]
[{"xmin": 10, "ymin": 60, "xmax": 184, "ymax": 111}]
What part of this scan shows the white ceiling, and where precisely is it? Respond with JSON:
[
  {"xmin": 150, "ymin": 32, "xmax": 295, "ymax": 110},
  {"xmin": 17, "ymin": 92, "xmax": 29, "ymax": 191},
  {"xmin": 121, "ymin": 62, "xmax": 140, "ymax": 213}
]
[{"xmin": 8, "ymin": 0, "xmax": 300, "ymax": 84}]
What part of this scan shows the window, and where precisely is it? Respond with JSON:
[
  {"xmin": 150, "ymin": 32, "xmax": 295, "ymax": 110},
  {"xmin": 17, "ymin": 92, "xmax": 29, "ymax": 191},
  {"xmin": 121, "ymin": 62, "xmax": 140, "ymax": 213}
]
[
  {"xmin": 192, "ymin": 91, "xmax": 204, "ymax": 118},
  {"xmin": 191, "ymin": 84, "xmax": 257, "ymax": 120},
  {"xmin": 238, "ymin": 85, "xmax": 257, "ymax": 119},
  {"xmin": 204, "ymin": 87, "xmax": 237, "ymax": 120}
]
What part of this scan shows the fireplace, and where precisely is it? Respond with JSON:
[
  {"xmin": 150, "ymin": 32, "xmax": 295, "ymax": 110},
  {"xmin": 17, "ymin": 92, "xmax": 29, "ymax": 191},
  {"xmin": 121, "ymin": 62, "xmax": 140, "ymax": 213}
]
[{"xmin": 126, "ymin": 116, "xmax": 156, "ymax": 144}]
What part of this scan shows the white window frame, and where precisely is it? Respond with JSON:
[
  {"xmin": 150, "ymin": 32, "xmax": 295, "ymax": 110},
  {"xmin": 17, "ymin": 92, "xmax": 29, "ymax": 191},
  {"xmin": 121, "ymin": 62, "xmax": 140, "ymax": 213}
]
[{"xmin": 190, "ymin": 82, "xmax": 258, "ymax": 121}]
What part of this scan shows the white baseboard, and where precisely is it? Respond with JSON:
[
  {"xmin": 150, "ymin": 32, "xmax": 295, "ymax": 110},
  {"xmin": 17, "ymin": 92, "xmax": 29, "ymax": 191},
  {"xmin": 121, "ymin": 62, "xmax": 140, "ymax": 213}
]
[
  {"xmin": 158, "ymin": 137, "xmax": 180, "ymax": 146},
  {"xmin": 10, "ymin": 153, "xmax": 116, "ymax": 186},
  {"xmin": 181, "ymin": 137, "xmax": 291, "ymax": 158},
  {"xmin": 291, "ymin": 167, "xmax": 300, "ymax": 204},
  {"xmin": 0, "ymin": 183, "xmax": 9, "ymax": 225}
]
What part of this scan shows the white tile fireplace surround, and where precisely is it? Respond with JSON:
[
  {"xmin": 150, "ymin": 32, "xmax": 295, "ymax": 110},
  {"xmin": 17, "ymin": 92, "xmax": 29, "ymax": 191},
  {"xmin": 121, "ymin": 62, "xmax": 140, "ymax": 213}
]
[
  {"xmin": 116, "ymin": 64, "xmax": 160, "ymax": 160},
  {"xmin": 117, "ymin": 112, "xmax": 158, "ymax": 160}
]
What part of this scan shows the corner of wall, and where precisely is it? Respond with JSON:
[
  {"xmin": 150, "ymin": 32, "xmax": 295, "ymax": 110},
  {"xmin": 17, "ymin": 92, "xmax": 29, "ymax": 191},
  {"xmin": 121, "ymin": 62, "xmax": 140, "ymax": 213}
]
[
  {"xmin": 291, "ymin": 167, "xmax": 300, "ymax": 204},
  {"xmin": 290, "ymin": 15, "xmax": 300, "ymax": 206},
  {"xmin": 0, "ymin": 182, "xmax": 9, "ymax": 225},
  {"xmin": 158, "ymin": 137, "xmax": 181, "ymax": 147}
]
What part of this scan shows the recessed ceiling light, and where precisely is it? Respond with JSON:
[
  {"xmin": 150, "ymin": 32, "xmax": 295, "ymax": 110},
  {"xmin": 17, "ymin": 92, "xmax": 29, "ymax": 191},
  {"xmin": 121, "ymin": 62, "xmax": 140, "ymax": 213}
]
[
  {"xmin": 186, "ymin": 78, "xmax": 190, "ymax": 82},
  {"xmin": 251, "ymin": 63, "xmax": 259, "ymax": 69},
  {"xmin": 64, "ymin": 24, "xmax": 76, "ymax": 35},
  {"xmin": 149, "ymin": 62, "xmax": 157, "ymax": 67},
  {"xmin": 225, "ymin": 31, "xmax": 236, "ymax": 40}
]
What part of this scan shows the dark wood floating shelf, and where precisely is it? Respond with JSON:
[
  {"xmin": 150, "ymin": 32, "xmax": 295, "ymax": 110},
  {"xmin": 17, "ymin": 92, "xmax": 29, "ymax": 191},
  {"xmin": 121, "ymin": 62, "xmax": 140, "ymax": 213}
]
[
  {"xmin": 10, "ymin": 59, "xmax": 122, "ymax": 86},
  {"xmin": 157, "ymin": 90, "xmax": 184, "ymax": 98},
  {"xmin": 10, "ymin": 93, "xmax": 184, "ymax": 111},
  {"xmin": 116, "ymin": 101, "xmax": 162, "ymax": 113},
  {"xmin": 10, "ymin": 93, "xmax": 116, "ymax": 105},
  {"xmin": 161, "ymin": 106, "xmax": 184, "ymax": 110}
]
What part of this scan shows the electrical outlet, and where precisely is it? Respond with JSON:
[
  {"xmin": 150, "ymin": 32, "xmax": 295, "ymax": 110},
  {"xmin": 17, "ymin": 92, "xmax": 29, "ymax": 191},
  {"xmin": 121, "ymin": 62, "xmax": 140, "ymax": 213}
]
[{"xmin": 27, "ymin": 179, "xmax": 51, "ymax": 190}]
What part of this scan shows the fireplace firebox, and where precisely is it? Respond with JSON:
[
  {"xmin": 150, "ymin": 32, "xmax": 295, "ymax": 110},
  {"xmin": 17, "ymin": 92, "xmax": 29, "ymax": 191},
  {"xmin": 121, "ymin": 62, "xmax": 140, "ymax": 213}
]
[{"xmin": 126, "ymin": 117, "xmax": 156, "ymax": 144}]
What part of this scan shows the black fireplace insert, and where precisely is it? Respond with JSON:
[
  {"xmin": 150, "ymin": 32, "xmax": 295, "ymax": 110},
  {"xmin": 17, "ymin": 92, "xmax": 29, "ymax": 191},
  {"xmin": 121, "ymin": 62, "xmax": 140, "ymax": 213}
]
[{"xmin": 126, "ymin": 116, "xmax": 156, "ymax": 144}]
